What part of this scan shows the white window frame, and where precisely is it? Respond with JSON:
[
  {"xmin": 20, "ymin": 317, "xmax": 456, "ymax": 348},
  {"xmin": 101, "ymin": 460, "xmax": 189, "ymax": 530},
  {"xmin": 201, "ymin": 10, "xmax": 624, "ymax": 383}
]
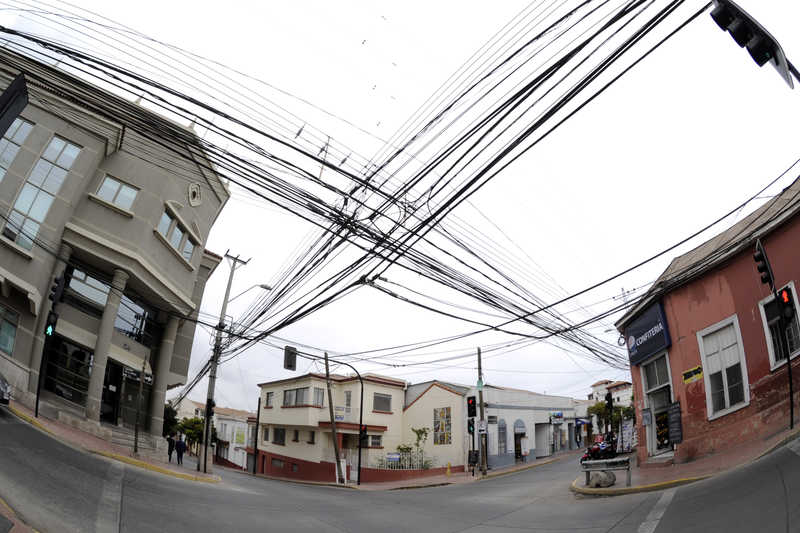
[
  {"xmin": 757, "ymin": 280, "xmax": 800, "ymax": 371},
  {"xmin": 265, "ymin": 391, "xmax": 273, "ymax": 407},
  {"xmin": 696, "ymin": 314, "xmax": 750, "ymax": 421},
  {"xmin": 94, "ymin": 174, "xmax": 138, "ymax": 212},
  {"xmin": 0, "ymin": 118, "xmax": 34, "ymax": 182},
  {"xmin": 638, "ymin": 350, "xmax": 674, "ymax": 457}
]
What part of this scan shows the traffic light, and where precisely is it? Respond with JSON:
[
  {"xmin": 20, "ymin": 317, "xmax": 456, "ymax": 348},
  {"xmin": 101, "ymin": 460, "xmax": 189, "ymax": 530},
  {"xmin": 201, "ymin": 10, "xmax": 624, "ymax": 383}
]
[
  {"xmin": 467, "ymin": 418, "xmax": 475, "ymax": 435},
  {"xmin": 359, "ymin": 424, "xmax": 368, "ymax": 444},
  {"xmin": 284, "ymin": 345, "xmax": 297, "ymax": 371},
  {"xmin": 780, "ymin": 287, "xmax": 795, "ymax": 321},
  {"xmin": 754, "ymin": 240, "xmax": 775, "ymax": 289},
  {"xmin": 605, "ymin": 391, "xmax": 613, "ymax": 413},
  {"xmin": 710, "ymin": 1, "xmax": 794, "ymax": 88},
  {"xmin": 44, "ymin": 310, "xmax": 58, "ymax": 336},
  {"xmin": 467, "ymin": 395, "xmax": 476, "ymax": 418},
  {"xmin": 205, "ymin": 398, "xmax": 216, "ymax": 418},
  {"xmin": 49, "ymin": 275, "xmax": 66, "ymax": 304}
]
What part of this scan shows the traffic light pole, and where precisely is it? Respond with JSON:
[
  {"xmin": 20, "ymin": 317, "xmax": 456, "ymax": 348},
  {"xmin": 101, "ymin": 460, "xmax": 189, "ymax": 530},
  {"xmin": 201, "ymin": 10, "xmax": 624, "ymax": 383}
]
[
  {"xmin": 478, "ymin": 347, "xmax": 487, "ymax": 475},
  {"xmin": 775, "ymin": 298, "xmax": 794, "ymax": 430}
]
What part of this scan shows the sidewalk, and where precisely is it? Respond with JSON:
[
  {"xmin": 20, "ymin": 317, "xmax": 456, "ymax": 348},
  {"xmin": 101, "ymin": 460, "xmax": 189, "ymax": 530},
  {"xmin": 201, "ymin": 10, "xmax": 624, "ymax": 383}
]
[
  {"xmin": 8, "ymin": 400, "xmax": 219, "ymax": 484},
  {"xmin": 571, "ymin": 425, "xmax": 800, "ymax": 496}
]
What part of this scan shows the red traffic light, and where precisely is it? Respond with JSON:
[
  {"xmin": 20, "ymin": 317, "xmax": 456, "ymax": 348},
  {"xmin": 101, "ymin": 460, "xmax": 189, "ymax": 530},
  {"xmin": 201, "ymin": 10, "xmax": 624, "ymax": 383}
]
[{"xmin": 781, "ymin": 289, "xmax": 790, "ymax": 304}]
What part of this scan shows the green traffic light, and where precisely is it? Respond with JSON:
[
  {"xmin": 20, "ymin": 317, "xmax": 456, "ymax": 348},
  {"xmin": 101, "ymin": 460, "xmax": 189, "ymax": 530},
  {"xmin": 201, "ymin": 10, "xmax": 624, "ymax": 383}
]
[{"xmin": 45, "ymin": 325, "xmax": 53, "ymax": 336}]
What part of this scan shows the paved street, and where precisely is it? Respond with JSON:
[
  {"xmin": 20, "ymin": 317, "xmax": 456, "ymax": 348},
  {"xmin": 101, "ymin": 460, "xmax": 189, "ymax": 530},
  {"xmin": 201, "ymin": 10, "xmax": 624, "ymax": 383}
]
[{"xmin": 2, "ymin": 407, "xmax": 799, "ymax": 533}]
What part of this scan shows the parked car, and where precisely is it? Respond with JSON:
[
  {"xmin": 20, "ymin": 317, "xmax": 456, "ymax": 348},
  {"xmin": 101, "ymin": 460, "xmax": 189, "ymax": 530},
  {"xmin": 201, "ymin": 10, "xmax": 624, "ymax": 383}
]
[{"xmin": 0, "ymin": 371, "xmax": 10, "ymax": 405}]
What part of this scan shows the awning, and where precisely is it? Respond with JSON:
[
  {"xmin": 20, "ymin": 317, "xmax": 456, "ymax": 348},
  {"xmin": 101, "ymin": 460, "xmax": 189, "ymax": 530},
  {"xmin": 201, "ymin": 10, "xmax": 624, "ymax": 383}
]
[
  {"xmin": 56, "ymin": 319, "xmax": 152, "ymax": 374},
  {"xmin": 0, "ymin": 264, "xmax": 41, "ymax": 316}
]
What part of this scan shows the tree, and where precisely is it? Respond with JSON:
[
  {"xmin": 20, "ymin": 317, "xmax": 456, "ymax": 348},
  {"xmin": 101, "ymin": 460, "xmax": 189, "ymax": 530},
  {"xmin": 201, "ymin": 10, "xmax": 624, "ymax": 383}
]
[
  {"xmin": 411, "ymin": 426, "xmax": 429, "ymax": 452},
  {"xmin": 588, "ymin": 402, "xmax": 609, "ymax": 434},
  {"xmin": 178, "ymin": 417, "xmax": 204, "ymax": 452},
  {"xmin": 163, "ymin": 402, "xmax": 178, "ymax": 437}
]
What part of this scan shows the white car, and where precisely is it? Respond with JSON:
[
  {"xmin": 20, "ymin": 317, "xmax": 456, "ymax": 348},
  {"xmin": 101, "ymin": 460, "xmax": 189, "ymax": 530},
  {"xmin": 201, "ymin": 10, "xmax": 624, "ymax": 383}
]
[{"xmin": 0, "ymin": 372, "xmax": 10, "ymax": 405}]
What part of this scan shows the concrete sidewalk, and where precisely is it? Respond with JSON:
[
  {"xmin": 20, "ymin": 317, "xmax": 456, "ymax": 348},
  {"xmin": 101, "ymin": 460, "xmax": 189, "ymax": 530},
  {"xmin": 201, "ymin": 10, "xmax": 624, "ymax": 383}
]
[
  {"xmin": 7, "ymin": 400, "xmax": 218, "ymax": 484},
  {"xmin": 571, "ymin": 425, "xmax": 800, "ymax": 496}
]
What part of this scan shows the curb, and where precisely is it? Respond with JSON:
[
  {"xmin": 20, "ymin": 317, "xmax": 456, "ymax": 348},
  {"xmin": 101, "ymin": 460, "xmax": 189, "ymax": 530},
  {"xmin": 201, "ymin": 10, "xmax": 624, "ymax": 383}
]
[
  {"xmin": 0, "ymin": 493, "xmax": 36, "ymax": 533},
  {"xmin": 7, "ymin": 403, "xmax": 219, "ymax": 484},
  {"xmin": 754, "ymin": 427, "xmax": 800, "ymax": 461},
  {"xmin": 91, "ymin": 450, "xmax": 220, "ymax": 483},
  {"xmin": 224, "ymin": 467, "xmax": 355, "ymax": 489},
  {"xmin": 569, "ymin": 474, "xmax": 710, "ymax": 496}
]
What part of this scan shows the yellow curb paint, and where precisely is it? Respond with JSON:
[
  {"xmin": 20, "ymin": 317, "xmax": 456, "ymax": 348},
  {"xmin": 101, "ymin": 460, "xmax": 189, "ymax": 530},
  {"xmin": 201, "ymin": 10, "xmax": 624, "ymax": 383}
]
[
  {"xmin": 569, "ymin": 475, "xmax": 710, "ymax": 496},
  {"xmin": 0, "ymin": 495, "xmax": 16, "ymax": 516},
  {"xmin": 91, "ymin": 451, "xmax": 220, "ymax": 483},
  {"xmin": 8, "ymin": 405, "xmax": 50, "ymax": 434}
]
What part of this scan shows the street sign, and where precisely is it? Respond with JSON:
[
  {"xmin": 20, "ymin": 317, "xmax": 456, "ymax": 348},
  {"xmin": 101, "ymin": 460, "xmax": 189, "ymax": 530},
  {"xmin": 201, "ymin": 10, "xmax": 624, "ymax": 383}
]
[
  {"xmin": 387, "ymin": 452, "xmax": 400, "ymax": 462},
  {"xmin": 476, "ymin": 377, "xmax": 484, "ymax": 391},
  {"xmin": 478, "ymin": 420, "xmax": 487, "ymax": 433}
]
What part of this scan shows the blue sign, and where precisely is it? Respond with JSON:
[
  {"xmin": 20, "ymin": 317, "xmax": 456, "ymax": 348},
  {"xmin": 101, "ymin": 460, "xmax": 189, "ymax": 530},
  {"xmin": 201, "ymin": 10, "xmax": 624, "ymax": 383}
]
[
  {"xmin": 386, "ymin": 453, "xmax": 400, "ymax": 462},
  {"xmin": 624, "ymin": 302, "xmax": 671, "ymax": 366}
]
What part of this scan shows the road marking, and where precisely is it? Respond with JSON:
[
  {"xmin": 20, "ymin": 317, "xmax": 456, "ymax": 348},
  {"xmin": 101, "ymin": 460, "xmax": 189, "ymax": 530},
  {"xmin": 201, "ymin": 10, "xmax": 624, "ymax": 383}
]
[
  {"xmin": 637, "ymin": 488, "xmax": 676, "ymax": 533},
  {"xmin": 95, "ymin": 461, "xmax": 124, "ymax": 533}
]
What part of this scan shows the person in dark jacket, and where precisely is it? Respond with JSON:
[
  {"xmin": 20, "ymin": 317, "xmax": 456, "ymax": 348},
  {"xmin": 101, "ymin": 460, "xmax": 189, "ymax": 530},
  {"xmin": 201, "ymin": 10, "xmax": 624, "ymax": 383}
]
[
  {"xmin": 175, "ymin": 436, "xmax": 187, "ymax": 465},
  {"xmin": 166, "ymin": 434, "xmax": 175, "ymax": 463}
]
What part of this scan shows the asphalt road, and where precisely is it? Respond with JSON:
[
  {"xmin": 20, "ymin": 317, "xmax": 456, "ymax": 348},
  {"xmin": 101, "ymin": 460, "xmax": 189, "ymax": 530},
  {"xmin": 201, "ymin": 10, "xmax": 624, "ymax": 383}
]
[{"xmin": 1, "ymin": 406, "xmax": 799, "ymax": 533}]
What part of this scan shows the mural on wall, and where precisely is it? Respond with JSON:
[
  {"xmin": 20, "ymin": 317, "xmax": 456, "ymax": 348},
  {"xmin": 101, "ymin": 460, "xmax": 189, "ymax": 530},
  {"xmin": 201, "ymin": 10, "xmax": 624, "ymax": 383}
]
[{"xmin": 433, "ymin": 407, "xmax": 452, "ymax": 445}]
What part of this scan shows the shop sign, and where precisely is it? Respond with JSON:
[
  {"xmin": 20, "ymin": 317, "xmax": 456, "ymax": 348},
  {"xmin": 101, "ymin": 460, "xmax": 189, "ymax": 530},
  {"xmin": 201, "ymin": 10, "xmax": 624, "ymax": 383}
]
[
  {"xmin": 668, "ymin": 402, "xmax": 683, "ymax": 444},
  {"xmin": 334, "ymin": 414, "xmax": 344, "ymax": 421},
  {"xmin": 550, "ymin": 411, "xmax": 563, "ymax": 422},
  {"xmin": 122, "ymin": 367, "xmax": 153, "ymax": 385},
  {"xmin": 682, "ymin": 365, "xmax": 703, "ymax": 384},
  {"xmin": 387, "ymin": 452, "xmax": 400, "ymax": 462},
  {"xmin": 641, "ymin": 408, "xmax": 652, "ymax": 426},
  {"xmin": 624, "ymin": 302, "xmax": 671, "ymax": 366}
]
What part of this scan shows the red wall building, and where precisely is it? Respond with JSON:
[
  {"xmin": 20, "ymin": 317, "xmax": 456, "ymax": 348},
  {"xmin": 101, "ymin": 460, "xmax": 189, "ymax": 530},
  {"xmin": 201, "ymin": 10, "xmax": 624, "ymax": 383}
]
[{"xmin": 618, "ymin": 182, "xmax": 800, "ymax": 465}]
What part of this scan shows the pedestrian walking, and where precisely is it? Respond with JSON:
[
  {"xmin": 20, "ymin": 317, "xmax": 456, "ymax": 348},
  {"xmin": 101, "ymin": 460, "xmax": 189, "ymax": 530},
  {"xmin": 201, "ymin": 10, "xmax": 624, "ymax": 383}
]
[
  {"xmin": 175, "ymin": 435, "xmax": 187, "ymax": 465},
  {"xmin": 166, "ymin": 434, "xmax": 175, "ymax": 463}
]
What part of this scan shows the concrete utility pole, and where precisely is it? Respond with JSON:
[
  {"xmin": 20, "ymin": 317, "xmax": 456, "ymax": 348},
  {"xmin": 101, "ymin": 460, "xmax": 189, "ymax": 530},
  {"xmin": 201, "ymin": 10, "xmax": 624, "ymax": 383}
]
[
  {"xmin": 200, "ymin": 251, "xmax": 249, "ymax": 474},
  {"xmin": 478, "ymin": 347, "xmax": 487, "ymax": 475},
  {"xmin": 252, "ymin": 396, "xmax": 261, "ymax": 475},
  {"xmin": 324, "ymin": 352, "xmax": 345, "ymax": 483}
]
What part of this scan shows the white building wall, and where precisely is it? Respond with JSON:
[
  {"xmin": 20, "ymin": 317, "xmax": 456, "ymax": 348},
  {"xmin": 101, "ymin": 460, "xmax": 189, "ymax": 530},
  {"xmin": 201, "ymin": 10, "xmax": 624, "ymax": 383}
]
[{"xmin": 402, "ymin": 385, "xmax": 466, "ymax": 469}]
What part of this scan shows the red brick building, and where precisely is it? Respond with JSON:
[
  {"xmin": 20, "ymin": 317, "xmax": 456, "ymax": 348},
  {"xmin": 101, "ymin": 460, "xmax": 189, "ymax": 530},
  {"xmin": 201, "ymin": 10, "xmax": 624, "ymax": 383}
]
[{"xmin": 617, "ymin": 180, "xmax": 800, "ymax": 465}]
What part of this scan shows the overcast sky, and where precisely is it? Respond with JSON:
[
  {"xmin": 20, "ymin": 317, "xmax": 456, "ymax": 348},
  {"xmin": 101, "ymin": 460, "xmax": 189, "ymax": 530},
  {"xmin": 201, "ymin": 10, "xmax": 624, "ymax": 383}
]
[{"xmin": 4, "ymin": 1, "xmax": 800, "ymax": 412}]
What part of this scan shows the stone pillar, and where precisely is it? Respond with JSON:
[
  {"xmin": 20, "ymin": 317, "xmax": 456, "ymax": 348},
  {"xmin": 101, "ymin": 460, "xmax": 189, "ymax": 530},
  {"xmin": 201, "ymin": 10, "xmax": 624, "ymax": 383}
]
[
  {"xmin": 27, "ymin": 243, "xmax": 72, "ymax": 401},
  {"xmin": 85, "ymin": 269, "xmax": 128, "ymax": 422},
  {"xmin": 148, "ymin": 315, "xmax": 179, "ymax": 438}
]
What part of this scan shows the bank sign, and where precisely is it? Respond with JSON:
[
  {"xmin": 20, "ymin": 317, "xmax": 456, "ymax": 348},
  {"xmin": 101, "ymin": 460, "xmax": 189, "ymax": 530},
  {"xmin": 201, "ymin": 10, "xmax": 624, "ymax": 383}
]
[{"xmin": 624, "ymin": 302, "xmax": 671, "ymax": 366}]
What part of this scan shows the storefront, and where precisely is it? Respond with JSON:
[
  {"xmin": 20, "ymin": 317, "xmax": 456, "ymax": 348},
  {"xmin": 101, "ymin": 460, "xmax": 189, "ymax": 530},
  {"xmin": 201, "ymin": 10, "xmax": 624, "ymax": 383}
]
[{"xmin": 624, "ymin": 302, "xmax": 673, "ymax": 458}]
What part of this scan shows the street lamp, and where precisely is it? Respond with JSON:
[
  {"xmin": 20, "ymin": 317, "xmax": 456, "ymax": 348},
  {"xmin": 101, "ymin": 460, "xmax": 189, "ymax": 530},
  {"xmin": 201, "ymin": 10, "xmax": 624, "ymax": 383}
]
[{"xmin": 200, "ymin": 272, "xmax": 271, "ymax": 474}]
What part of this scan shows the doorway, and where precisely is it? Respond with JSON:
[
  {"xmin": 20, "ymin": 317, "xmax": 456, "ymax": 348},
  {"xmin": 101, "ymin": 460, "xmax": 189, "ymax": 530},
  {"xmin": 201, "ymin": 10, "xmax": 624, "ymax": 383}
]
[
  {"xmin": 101, "ymin": 360, "xmax": 122, "ymax": 424},
  {"xmin": 642, "ymin": 353, "xmax": 673, "ymax": 456}
]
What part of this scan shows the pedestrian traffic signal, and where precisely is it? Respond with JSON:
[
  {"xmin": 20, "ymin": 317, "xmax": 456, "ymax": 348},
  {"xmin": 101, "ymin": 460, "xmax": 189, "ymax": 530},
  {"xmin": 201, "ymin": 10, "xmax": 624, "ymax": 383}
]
[
  {"xmin": 710, "ymin": 1, "xmax": 794, "ymax": 88},
  {"xmin": 468, "ymin": 418, "xmax": 475, "ymax": 435},
  {"xmin": 467, "ymin": 396, "xmax": 476, "ymax": 418},
  {"xmin": 49, "ymin": 275, "xmax": 66, "ymax": 304},
  {"xmin": 780, "ymin": 287, "xmax": 795, "ymax": 321},
  {"xmin": 753, "ymin": 240, "xmax": 775, "ymax": 289},
  {"xmin": 44, "ymin": 310, "xmax": 58, "ymax": 336}
]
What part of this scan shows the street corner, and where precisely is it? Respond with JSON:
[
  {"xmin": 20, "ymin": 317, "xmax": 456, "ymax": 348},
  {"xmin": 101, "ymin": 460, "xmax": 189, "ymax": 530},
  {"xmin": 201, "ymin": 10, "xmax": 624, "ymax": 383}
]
[
  {"xmin": 90, "ymin": 450, "xmax": 222, "ymax": 483},
  {"xmin": 569, "ymin": 474, "xmax": 710, "ymax": 497}
]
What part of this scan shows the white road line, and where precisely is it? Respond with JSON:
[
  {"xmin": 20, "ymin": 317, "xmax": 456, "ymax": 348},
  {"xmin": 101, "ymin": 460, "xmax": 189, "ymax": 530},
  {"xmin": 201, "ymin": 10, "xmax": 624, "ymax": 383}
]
[
  {"xmin": 637, "ymin": 489, "xmax": 676, "ymax": 533},
  {"xmin": 95, "ymin": 461, "xmax": 124, "ymax": 533}
]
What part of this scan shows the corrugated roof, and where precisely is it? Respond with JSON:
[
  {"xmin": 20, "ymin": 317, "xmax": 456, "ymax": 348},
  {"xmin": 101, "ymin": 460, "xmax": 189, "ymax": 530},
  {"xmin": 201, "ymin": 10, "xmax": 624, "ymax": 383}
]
[{"xmin": 617, "ymin": 177, "xmax": 800, "ymax": 329}]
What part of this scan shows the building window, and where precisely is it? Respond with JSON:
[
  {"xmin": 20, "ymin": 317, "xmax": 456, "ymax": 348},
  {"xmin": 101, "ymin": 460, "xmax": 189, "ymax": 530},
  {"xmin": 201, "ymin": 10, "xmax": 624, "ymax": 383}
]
[
  {"xmin": 308, "ymin": 431, "xmax": 315, "ymax": 444},
  {"xmin": 759, "ymin": 283, "xmax": 800, "ymax": 368},
  {"xmin": 314, "ymin": 387, "xmax": 324, "ymax": 407},
  {"xmin": 261, "ymin": 426, "xmax": 269, "ymax": 444},
  {"xmin": 265, "ymin": 391, "xmax": 273, "ymax": 407},
  {"xmin": 271, "ymin": 458, "xmax": 284, "ymax": 469},
  {"xmin": 156, "ymin": 209, "xmax": 198, "ymax": 263},
  {"xmin": 292, "ymin": 429, "xmax": 299, "ymax": 442},
  {"xmin": 497, "ymin": 419, "xmax": 507, "ymax": 454},
  {"xmin": 3, "ymin": 136, "xmax": 81, "ymax": 249},
  {"xmin": 272, "ymin": 427, "xmax": 285, "ymax": 445},
  {"xmin": 0, "ymin": 118, "xmax": 33, "ymax": 182},
  {"xmin": 697, "ymin": 315, "xmax": 750, "ymax": 419},
  {"xmin": 370, "ymin": 435, "xmax": 382, "ymax": 447},
  {"xmin": 96, "ymin": 175, "xmax": 138, "ymax": 210},
  {"xmin": 345, "ymin": 390, "xmax": 351, "ymax": 408},
  {"xmin": 283, "ymin": 387, "xmax": 309, "ymax": 406},
  {"xmin": 373, "ymin": 393, "xmax": 392, "ymax": 412},
  {"xmin": 0, "ymin": 304, "xmax": 19, "ymax": 355},
  {"xmin": 291, "ymin": 463, "xmax": 299, "ymax": 472},
  {"xmin": 433, "ymin": 407, "xmax": 452, "ymax": 445}
]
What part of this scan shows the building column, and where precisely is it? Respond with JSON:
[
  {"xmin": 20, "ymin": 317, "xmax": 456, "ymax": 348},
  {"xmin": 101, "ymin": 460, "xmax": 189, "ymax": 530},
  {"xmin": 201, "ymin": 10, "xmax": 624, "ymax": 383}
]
[
  {"xmin": 85, "ymin": 269, "xmax": 128, "ymax": 422},
  {"xmin": 148, "ymin": 315, "xmax": 179, "ymax": 438},
  {"xmin": 27, "ymin": 243, "xmax": 72, "ymax": 399}
]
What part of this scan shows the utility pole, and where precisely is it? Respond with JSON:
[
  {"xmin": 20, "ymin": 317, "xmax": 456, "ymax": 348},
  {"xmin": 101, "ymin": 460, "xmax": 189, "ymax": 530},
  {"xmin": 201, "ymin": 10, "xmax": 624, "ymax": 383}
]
[
  {"xmin": 478, "ymin": 347, "xmax": 487, "ymax": 475},
  {"xmin": 133, "ymin": 355, "xmax": 147, "ymax": 454},
  {"xmin": 200, "ymin": 251, "xmax": 249, "ymax": 473},
  {"xmin": 252, "ymin": 396, "xmax": 261, "ymax": 475},
  {"xmin": 324, "ymin": 352, "xmax": 345, "ymax": 484}
]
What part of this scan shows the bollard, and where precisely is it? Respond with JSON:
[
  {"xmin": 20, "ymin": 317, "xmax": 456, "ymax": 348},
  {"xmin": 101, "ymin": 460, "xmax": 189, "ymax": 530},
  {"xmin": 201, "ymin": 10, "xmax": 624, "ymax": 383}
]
[{"xmin": 446, "ymin": 462, "xmax": 451, "ymax": 476}]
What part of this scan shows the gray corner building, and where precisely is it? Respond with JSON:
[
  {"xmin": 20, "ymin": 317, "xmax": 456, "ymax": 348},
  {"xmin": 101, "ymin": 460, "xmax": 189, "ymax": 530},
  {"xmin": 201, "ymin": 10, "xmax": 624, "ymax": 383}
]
[{"xmin": 0, "ymin": 48, "xmax": 229, "ymax": 440}]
